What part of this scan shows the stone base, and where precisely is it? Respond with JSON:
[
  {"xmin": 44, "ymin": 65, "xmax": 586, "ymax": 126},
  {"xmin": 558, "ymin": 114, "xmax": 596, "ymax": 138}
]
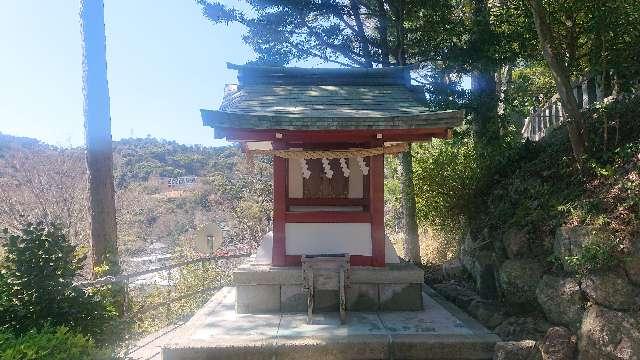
[
  {"xmin": 234, "ymin": 263, "xmax": 424, "ymax": 313},
  {"xmin": 161, "ymin": 286, "xmax": 500, "ymax": 360}
]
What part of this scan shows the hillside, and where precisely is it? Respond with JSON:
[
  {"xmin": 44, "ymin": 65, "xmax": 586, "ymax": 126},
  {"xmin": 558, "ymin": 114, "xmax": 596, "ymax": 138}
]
[{"xmin": 0, "ymin": 135, "xmax": 272, "ymax": 271}]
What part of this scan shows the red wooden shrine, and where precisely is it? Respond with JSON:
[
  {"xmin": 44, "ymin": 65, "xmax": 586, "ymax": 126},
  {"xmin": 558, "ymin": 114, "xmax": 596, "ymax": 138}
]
[{"xmin": 202, "ymin": 64, "xmax": 462, "ymax": 267}]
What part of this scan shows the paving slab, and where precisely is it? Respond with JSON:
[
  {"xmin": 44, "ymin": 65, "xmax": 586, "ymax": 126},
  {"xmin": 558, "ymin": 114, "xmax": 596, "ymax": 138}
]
[{"xmin": 161, "ymin": 285, "xmax": 500, "ymax": 360}]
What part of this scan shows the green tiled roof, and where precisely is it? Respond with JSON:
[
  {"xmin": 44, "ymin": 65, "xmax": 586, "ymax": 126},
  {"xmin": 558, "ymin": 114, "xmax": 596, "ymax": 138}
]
[{"xmin": 201, "ymin": 64, "xmax": 463, "ymax": 130}]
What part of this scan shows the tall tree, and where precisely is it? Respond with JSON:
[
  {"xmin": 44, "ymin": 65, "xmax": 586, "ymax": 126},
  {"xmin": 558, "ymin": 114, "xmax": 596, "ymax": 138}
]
[
  {"xmin": 528, "ymin": 0, "xmax": 585, "ymax": 158},
  {"xmin": 80, "ymin": 0, "xmax": 120, "ymax": 275}
]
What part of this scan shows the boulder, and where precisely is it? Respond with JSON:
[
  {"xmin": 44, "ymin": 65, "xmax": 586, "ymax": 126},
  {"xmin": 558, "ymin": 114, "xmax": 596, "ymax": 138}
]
[
  {"xmin": 536, "ymin": 275, "xmax": 585, "ymax": 332},
  {"xmin": 554, "ymin": 226, "xmax": 596, "ymax": 272},
  {"xmin": 622, "ymin": 236, "xmax": 640, "ymax": 286},
  {"xmin": 460, "ymin": 232, "xmax": 499, "ymax": 300},
  {"xmin": 499, "ymin": 259, "xmax": 544, "ymax": 307},
  {"xmin": 624, "ymin": 255, "xmax": 640, "ymax": 286},
  {"xmin": 494, "ymin": 341, "xmax": 540, "ymax": 360},
  {"xmin": 540, "ymin": 327, "xmax": 576, "ymax": 360},
  {"xmin": 580, "ymin": 270, "xmax": 640, "ymax": 311},
  {"xmin": 432, "ymin": 281, "xmax": 479, "ymax": 310},
  {"xmin": 503, "ymin": 228, "xmax": 531, "ymax": 259},
  {"xmin": 467, "ymin": 299, "xmax": 506, "ymax": 329},
  {"xmin": 494, "ymin": 316, "xmax": 550, "ymax": 342},
  {"xmin": 578, "ymin": 305, "xmax": 640, "ymax": 360},
  {"xmin": 442, "ymin": 258, "xmax": 467, "ymax": 280}
]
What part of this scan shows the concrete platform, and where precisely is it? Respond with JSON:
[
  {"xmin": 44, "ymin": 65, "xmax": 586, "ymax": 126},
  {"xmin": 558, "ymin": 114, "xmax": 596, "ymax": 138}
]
[{"xmin": 161, "ymin": 286, "xmax": 500, "ymax": 360}]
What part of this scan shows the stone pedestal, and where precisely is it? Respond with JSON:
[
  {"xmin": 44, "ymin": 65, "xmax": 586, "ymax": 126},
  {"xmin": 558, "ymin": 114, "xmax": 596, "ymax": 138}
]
[{"xmin": 234, "ymin": 263, "xmax": 424, "ymax": 313}]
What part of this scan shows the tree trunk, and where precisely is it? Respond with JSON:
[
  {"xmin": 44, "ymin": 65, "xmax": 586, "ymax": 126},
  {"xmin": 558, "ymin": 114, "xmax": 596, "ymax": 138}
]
[
  {"xmin": 400, "ymin": 146, "xmax": 421, "ymax": 264},
  {"xmin": 80, "ymin": 0, "xmax": 120, "ymax": 275},
  {"xmin": 529, "ymin": 0, "xmax": 586, "ymax": 158},
  {"xmin": 471, "ymin": 70, "xmax": 498, "ymax": 141},
  {"xmin": 469, "ymin": 0, "xmax": 499, "ymax": 143},
  {"xmin": 349, "ymin": 0, "xmax": 373, "ymax": 68},
  {"xmin": 387, "ymin": 1, "xmax": 420, "ymax": 264}
]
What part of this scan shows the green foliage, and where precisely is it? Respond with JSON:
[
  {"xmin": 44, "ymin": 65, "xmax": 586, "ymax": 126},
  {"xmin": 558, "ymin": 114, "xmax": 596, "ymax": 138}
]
[
  {"xmin": 506, "ymin": 62, "xmax": 556, "ymax": 119},
  {"xmin": 0, "ymin": 223, "xmax": 119, "ymax": 345},
  {"xmin": 412, "ymin": 130, "xmax": 480, "ymax": 230},
  {"xmin": 565, "ymin": 239, "xmax": 621, "ymax": 276},
  {"xmin": 0, "ymin": 326, "xmax": 113, "ymax": 360}
]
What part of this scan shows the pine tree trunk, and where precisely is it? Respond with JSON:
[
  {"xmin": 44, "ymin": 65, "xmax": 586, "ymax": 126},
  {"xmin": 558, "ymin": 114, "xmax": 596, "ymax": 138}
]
[
  {"xmin": 528, "ymin": 0, "xmax": 585, "ymax": 158},
  {"xmin": 80, "ymin": 0, "xmax": 120, "ymax": 275},
  {"xmin": 401, "ymin": 146, "xmax": 421, "ymax": 264}
]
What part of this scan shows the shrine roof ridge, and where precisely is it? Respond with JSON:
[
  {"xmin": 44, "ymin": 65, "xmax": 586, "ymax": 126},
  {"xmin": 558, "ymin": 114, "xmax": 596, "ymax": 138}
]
[{"xmin": 227, "ymin": 62, "xmax": 414, "ymax": 86}]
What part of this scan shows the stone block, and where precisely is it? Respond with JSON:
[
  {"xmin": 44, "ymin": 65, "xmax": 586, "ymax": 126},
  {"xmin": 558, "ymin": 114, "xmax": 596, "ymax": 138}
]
[
  {"xmin": 379, "ymin": 284, "xmax": 422, "ymax": 311},
  {"xmin": 347, "ymin": 284, "xmax": 379, "ymax": 311},
  {"xmin": 281, "ymin": 285, "xmax": 307, "ymax": 313},
  {"xmin": 350, "ymin": 264, "xmax": 424, "ymax": 283},
  {"xmin": 236, "ymin": 285, "xmax": 280, "ymax": 313},
  {"xmin": 314, "ymin": 289, "xmax": 339, "ymax": 312},
  {"xmin": 234, "ymin": 265, "xmax": 302, "ymax": 285}
]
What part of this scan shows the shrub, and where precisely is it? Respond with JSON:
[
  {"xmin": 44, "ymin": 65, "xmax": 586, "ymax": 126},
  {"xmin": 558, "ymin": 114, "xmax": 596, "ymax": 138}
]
[
  {"xmin": 0, "ymin": 223, "xmax": 118, "ymax": 344},
  {"xmin": 412, "ymin": 130, "xmax": 480, "ymax": 231},
  {"xmin": 0, "ymin": 326, "xmax": 113, "ymax": 360},
  {"xmin": 565, "ymin": 239, "xmax": 622, "ymax": 276}
]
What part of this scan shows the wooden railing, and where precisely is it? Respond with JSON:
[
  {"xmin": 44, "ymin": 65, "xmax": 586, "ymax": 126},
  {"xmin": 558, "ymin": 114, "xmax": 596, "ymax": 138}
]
[
  {"xmin": 77, "ymin": 253, "xmax": 251, "ymax": 356},
  {"xmin": 521, "ymin": 73, "xmax": 632, "ymax": 141}
]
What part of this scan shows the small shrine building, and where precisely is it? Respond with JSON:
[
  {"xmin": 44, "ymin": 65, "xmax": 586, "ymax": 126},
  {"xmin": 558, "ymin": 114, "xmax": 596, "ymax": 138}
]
[{"xmin": 201, "ymin": 63, "xmax": 462, "ymax": 315}]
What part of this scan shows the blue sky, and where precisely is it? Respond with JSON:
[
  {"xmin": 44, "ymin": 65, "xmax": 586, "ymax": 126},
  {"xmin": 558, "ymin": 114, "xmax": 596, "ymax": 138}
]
[{"xmin": 0, "ymin": 0, "xmax": 252, "ymax": 147}]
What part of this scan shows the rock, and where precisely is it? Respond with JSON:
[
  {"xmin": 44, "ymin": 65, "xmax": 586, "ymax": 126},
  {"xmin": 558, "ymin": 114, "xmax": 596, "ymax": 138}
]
[
  {"xmin": 473, "ymin": 251, "xmax": 500, "ymax": 300},
  {"xmin": 536, "ymin": 275, "xmax": 585, "ymax": 332},
  {"xmin": 442, "ymin": 258, "xmax": 467, "ymax": 280},
  {"xmin": 580, "ymin": 270, "xmax": 640, "ymax": 311},
  {"xmin": 578, "ymin": 305, "xmax": 640, "ymax": 360},
  {"xmin": 499, "ymin": 259, "xmax": 544, "ymax": 307},
  {"xmin": 460, "ymin": 232, "xmax": 499, "ymax": 300},
  {"xmin": 494, "ymin": 316, "xmax": 549, "ymax": 342},
  {"xmin": 540, "ymin": 327, "xmax": 576, "ymax": 360},
  {"xmin": 503, "ymin": 228, "xmax": 531, "ymax": 259},
  {"xmin": 554, "ymin": 226, "xmax": 596, "ymax": 272},
  {"xmin": 467, "ymin": 299, "xmax": 505, "ymax": 329},
  {"xmin": 432, "ymin": 281, "xmax": 479, "ymax": 310},
  {"xmin": 494, "ymin": 341, "xmax": 539, "ymax": 360},
  {"xmin": 624, "ymin": 255, "xmax": 640, "ymax": 286}
]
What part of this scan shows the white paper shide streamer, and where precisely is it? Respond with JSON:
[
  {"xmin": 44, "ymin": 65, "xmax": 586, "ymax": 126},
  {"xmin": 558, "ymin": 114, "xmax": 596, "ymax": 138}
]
[
  {"xmin": 321, "ymin": 158, "xmax": 334, "ymax": 178},
  {"xmin": 356, "ymin": 157, "xmax": 369, "ymax": 175},
  {"xmin": 299, "ymin": 158, "xmax": 311, "ymax": 179},
  {"xmin": 339, "ymin": 158, "xmax": 350, "ymax": 177}
]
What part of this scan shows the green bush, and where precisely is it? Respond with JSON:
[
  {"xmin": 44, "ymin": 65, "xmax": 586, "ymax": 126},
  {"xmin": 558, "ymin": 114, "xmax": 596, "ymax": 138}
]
[
  {"xmin": 412, "ymin": 130, "xmax": 481, "ymax": 230},
  {"xmin": 565, "ymin": 239, "xmax": 622, "ymax": 276},
  {"xmin": 0, "ymin": 223, "xmax": 119, "ymax": 344},
  {"xmin": 0, "ymin": 326, "xmax": 113, "ymax": 360}
]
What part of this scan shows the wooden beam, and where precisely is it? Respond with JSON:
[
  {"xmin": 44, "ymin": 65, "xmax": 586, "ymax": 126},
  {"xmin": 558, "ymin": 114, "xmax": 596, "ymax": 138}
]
[
  {"xmin": 287, "ymin": 198, "xmax": 367, "ymax": 207},
  {"xmin": 271, "ymin": 147, "xmax": 288, "ymax": 267},
  {"xmin": 369, "ymin": 153, "xmax": 385, "ymax": 267},
  {"xmin": 285, "ymin": 211, "xmax": 371, "ymax": 223},
  {"xmin": 285, "ymin": 255, "xmax": 373, "ymax": 266},
  {"xmin": 215, "ymin": 128, "xmax": 449, "ymax": 142}
]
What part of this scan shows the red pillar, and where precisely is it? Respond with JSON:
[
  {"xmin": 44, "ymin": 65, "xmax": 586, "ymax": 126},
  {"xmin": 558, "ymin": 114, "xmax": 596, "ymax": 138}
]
[
  {"xmin": 272, "ymin": 154, "xmax": 287, "ymax": 267},
  {"xmin": 369, "ymin": 154, "xmax": 385, "ymax": 267}
]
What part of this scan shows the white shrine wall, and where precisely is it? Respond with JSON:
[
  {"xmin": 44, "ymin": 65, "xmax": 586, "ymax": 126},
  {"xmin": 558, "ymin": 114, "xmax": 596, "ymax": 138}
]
[{"xmin": 285, "ymin": 157, "xmax": 370, "ymax": 257}]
